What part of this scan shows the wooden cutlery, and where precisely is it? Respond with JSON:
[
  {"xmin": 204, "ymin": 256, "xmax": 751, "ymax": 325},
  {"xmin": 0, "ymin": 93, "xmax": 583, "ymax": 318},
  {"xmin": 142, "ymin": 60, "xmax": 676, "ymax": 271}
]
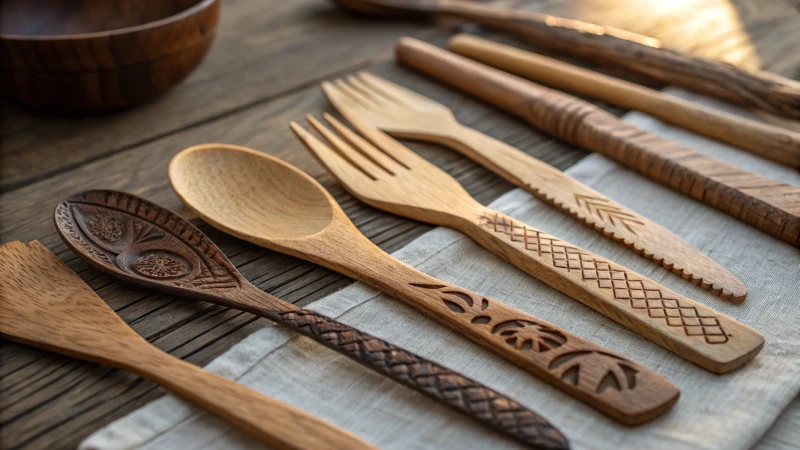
[
  {"xmin": 169, "ymin": 143, "xmax": 681, "ymax": 425},
  {"xmin": 448, "ymin": 34, "xmax": 800, "ymax": 169},
  {"xmin": 0, "ymin": 241, "xmax": 375, "ymax": 450},
  {"xmin": 395, "ymin": 37, "xmax": 800, "ymax": 248},
  {"xmin": 291, "ymin": 113, "xmax": 764, "ymax": 376},
  {"xmin": 332, "ymin": 0, "xmax": 800, "ymax": 120},
  {"xmin": 54, "ymin": 189, "xmax": 569, "ymax": 450},
  {"xmin": 320, "ymin": 71, "xmax": 747, "ymax": 302}
]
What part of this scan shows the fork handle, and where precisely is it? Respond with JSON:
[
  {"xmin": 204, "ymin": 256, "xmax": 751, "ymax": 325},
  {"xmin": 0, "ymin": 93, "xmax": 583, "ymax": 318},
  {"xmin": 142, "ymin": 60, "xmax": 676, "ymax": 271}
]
[
  {"xmin": 458, "ymin": 207, "xmax": 763, "ymax": 375},
  {"xmin": 396, "ymin": 37, "xmax": 800, "ymax": 248},
  {"xmin": 307, "ymin": 231, "xmax": 680, "ymax": 425},
  {"xmin": 253, "ymin": 307, "xmax": 569, "ymax": 449}
]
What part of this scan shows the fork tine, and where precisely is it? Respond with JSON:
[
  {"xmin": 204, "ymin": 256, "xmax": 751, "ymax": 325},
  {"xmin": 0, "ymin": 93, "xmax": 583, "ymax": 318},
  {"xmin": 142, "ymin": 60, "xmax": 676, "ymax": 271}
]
[
  {"xmin": 345, "ymin": 75, "xmax": 390, "ymax": 107},
  {"xmin": 323, "ymin": 113, "xmax": 406, "ymax": 174},
  {"xmin": 358, "ymin": 72, "xmax": 446, "ymax": 110},
  {"xmin": 306, "ymin": 115, "xmax": 392, "ymax": 177},
  {"xmin": 334, "ymin": 78, "xmax": 381, "ymax": 109},
  {"xmin": 332, "ymin": 110, "xmax": 429, "ymax": 169},
  {"xmin": 290, "ymin": 121, "xmax": 377, "ymax": 184}
]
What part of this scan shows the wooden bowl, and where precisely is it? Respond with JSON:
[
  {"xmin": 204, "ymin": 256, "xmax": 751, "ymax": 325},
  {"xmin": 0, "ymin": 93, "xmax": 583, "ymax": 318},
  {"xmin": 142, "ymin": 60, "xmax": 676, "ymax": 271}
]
[{"xmin": 0, "ymin": 0, "xmax": 220, "ymax": 113}]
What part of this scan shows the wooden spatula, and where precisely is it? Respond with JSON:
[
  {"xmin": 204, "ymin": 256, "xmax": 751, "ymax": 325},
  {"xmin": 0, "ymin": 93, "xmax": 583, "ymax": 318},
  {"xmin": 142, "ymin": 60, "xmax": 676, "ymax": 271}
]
[{"xmin": 0, "ymin": 241, "xmax": 375, "ymax": 450}]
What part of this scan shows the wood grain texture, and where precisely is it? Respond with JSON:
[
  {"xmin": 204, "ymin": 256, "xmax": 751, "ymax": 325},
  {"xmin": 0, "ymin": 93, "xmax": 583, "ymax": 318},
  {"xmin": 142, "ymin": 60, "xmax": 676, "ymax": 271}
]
[
  {"xmin": 0, "ymin": 56, "xmax": 596, "ymax": 449},
  {"xmin": 396, "ymin": 38, "xmax": 800, "ymax": 248},
  {"xmin": 54, "ymin": 189, "xmax": 570, "ymax": 450},
  {"xmin": 291, "ymin": 113, "xmax": 764, "ymax": 374},
  {"xmin": 169, "ymin": 144, "xmax": 680, "ymax": 425},
  {"xmin": 0, "ymin": 241, "xmax": 376, "ymax": 450},
  {"xmin": 334, "ymin": 0, "xmax": 800, "ymax": 119},
  {"xmin": 448, "ymin": 34, "xmax": 800, "ymax": 169},
  {"xmin": 3, "ymin": 1, "xmax": 797, "ymax": 447},
  {"xmin": 0, "ymin": 0, "xmax": 220, "ymax": 113},
  {"xmin": 319, "ymin": 71, "xmax": 748, "ymax": 302}
]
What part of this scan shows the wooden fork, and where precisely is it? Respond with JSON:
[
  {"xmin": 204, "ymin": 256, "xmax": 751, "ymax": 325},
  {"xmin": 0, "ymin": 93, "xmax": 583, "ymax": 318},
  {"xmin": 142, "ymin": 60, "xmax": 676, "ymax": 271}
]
[
  {"xmin": 320, "ymin": 72, "xmax": 747, "ymax": 303},
  {"xmin": 291, "ymin": 113, "xmax": 764, "ymax": 376},
  {"xmin": 0, "ymin": 241, "xmax": 375, "ymax": 450}
]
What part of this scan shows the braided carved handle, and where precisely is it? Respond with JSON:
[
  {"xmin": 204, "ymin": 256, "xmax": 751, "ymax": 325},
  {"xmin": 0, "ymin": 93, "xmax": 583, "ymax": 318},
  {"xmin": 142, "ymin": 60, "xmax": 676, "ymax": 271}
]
[{"xmin": 260, "ymin": 308, "xmax": 569, "ymax": 450}]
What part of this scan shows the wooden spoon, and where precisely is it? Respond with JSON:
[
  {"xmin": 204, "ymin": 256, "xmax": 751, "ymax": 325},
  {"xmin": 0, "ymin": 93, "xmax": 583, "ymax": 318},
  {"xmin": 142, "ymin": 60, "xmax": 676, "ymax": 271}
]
[
  {"xmin": 169, "ymin": 143, "xmax": 681, "ymax": 425},
  {"xmin": 0, "ymin": 240, "xmax": 375, "ymax": 450},
  {"xmin": 54, "ymin": 189, "xmax": 570, "ymax": 450}
]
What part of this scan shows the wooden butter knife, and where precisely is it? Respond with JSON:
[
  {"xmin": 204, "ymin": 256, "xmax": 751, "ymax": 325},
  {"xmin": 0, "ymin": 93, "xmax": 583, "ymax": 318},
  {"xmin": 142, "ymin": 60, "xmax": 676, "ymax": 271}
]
[
  {"xmin": 55, "ymin": 189, "xmax": 570, "ymax": 450},
  {"xmin": 0, "ymin": 241, "xmax": 375, "ymax": 450},
  {"xmin": 320, "ymin": 70, "xmax": 747, "ymax": 302},
  {"xmin": 395, "ymin": 37, "xmax": 800, "ymax": 248}
]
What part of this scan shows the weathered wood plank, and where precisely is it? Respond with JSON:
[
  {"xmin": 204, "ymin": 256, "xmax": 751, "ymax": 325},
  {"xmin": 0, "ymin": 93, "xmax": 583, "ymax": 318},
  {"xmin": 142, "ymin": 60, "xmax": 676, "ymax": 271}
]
[
  {"xmin": 4, "ymin": 0, "xmax": 798, "ymax": 192},
  {"xmin": 2, "ymin": 0, "xmax": 798, "ymax": 448}
]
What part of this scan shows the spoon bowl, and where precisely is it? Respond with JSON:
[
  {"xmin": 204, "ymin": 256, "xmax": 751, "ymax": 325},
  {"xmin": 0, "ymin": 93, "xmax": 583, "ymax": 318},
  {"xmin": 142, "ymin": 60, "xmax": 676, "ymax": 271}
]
[{"xmin": 170, "ymin": 144, "xmax": 335, "ymax": 242}]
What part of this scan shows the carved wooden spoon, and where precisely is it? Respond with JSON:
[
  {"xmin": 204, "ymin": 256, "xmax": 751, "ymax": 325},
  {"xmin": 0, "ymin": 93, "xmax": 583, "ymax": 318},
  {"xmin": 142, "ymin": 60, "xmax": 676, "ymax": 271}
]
[
  {"xmin": 0, "ymin": 241, "xmax": 375, "ymax": 450},
  {"xmin": 169, "ymin": 143, "xmax": 681, "ymax": 425},
  {"xmin": 54, "ymin": 189, "xmax": 570, "ymax": 450}
]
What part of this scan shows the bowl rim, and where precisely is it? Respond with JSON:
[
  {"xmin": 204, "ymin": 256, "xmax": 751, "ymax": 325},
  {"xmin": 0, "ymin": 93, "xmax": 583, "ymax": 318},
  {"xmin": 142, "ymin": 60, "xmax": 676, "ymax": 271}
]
[{"xmin": 0, "ymin": 0, "xmax": 218, "ymax": 41}]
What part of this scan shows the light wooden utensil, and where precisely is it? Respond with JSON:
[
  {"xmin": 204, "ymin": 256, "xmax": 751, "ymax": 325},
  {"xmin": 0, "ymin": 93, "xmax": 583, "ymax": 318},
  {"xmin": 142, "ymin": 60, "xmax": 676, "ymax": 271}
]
[
  {"xmin": 320, "ymin": 71, "xmax": 747, "ymax": 303},
  {"xmin": 332, "ymin": 0, "xmax": 800, "ymax": 120},
  {"xmin": 291, "ymin": 113, "xmax": 764, "ymax": 375},
  {"xmin": 169, "ymin": 143, "xmax": 681, "ymax": 425},
  {"xmin": 395, "ymin": 37, "xmax": 800, "ymax": 248},
  {"xmin": 54, "ymin": 190, "xmax": 570, "ymax": 450},
  {"xmin": 448, "ymin": 34, "xmax": 800, "ymax": 169},
  {"xmin": 0, "ymin": 241, "xmax": 375, "ymax": 450}
]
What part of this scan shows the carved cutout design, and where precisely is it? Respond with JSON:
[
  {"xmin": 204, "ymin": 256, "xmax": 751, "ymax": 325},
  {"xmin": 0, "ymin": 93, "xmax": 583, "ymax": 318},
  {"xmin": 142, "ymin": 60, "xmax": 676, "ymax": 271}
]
[
  {"xmin": 549, "ymin": 351, "xmax": 638, "ymax": 394},
  {"xmin": 55, "ymin": 191, "xmax": 240, "ymax": 293},
  {"xmin": 479, "ymin": 213, "xmax": 729, "ymax": 344},
  {"xmin": 411, "ymin": 283, "xmax": 567, "ymax": 353},
  {"xmin": 573, "ymin": 194, "xmax": 644, "ymax": 234}
]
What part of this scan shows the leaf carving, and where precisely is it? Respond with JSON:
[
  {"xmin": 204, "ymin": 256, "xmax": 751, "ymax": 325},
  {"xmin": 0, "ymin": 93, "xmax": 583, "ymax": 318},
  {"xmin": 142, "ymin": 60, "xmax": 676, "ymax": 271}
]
[
  {"xmin": 491, "ymin": 320, "xmax": 566, "ymax": 353},
  {"xmin": 548, "ymin": 350, "xmax": 638, "ymax": 394}
]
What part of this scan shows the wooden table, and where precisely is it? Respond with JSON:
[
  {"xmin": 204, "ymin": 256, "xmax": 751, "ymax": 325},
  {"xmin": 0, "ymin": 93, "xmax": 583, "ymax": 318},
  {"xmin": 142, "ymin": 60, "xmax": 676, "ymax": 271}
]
[{"xmin": 2, "ymin": 0, "xmax": 799, "ymax": 448}]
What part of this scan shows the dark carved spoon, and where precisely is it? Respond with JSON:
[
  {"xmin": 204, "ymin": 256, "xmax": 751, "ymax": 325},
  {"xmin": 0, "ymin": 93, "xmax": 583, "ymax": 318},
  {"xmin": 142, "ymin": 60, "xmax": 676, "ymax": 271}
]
[
  {"xmin": 332, "ymin": 0, "xmax": 800, "ymax": 120},
  {"xmin": 54, "ymin": 189, "xmax": 569, "ymax": 450}
]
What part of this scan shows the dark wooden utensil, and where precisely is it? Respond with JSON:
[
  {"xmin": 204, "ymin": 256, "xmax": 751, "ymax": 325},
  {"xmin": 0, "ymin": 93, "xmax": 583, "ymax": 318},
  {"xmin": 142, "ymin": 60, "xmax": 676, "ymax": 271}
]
[
  {"xmin": 333, "ymin": 0, "xmax": 800, "ymax": 120},
  {"xmin": 54, "ymin": 189, "xmax": 570, "ymax": 450},
  {"xmin": 0, "ymin": 241, "xmax": 375, "ymax": 450},
  {"xmin": 0, "ymin": 0, "xmax": 220, "ymax": 113},
  {"xmin": 396, "ymin": 37, "xmax": 800, "ymax": 248}
]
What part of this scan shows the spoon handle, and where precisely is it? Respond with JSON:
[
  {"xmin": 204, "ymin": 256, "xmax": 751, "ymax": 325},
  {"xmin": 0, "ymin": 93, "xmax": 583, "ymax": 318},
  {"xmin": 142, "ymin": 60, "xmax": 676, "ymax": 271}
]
[
  {"xmin": 252, "ymin": 307, "xmax": 569, "ymax": 449},
  {"xmin": 310, "ymin": 233, "xmax": 679, "ymax": 424},
  {"xmin": 461, "ymin": 207, "xmax": 764, "ymax": 375},
  {"xmin": 124, "ymin": 343, "xmax": 375, "ymax": 450}
]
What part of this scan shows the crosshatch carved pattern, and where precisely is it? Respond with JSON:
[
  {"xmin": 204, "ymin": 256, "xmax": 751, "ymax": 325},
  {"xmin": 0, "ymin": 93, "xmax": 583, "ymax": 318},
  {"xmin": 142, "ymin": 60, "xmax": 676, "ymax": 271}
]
[
  {"xmin": 478, "ymin": 213, "xmax": 729, "ymax": 344},
  {"xmin": 265, "ymin": 308, "xmax": 569, "ymax": 449},
  {"xmin": 410, "ymin": 283, "xmax": 643, "ymax": 395}
]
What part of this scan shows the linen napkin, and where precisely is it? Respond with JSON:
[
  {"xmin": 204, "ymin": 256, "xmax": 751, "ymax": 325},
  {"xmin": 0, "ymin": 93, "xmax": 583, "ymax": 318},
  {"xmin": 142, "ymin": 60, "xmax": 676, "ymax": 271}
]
[{"xmin": 81, "ymin": 90, "xmax": 800, "ymax": 450}]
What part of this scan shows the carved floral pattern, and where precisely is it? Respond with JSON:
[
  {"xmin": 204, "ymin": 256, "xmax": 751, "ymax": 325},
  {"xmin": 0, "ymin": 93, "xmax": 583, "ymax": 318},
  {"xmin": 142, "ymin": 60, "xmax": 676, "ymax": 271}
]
[
  {"xmin": 130, "ymin": 252, "xmax": 190, "ymax": 278},
  {"xmin": 478, "ymin": 213, "xmax": 729, "ymax": 344},
  {"xmin": 55, "ymin": 191, "xmax": 240, "ymax": 293}
]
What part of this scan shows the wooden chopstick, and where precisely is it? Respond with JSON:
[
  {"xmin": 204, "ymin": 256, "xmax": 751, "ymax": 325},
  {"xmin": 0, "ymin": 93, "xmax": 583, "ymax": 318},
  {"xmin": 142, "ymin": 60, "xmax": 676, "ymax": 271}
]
[{"xmin": 448, "ymin": 34, "xmax": 800, "ymax": 169}]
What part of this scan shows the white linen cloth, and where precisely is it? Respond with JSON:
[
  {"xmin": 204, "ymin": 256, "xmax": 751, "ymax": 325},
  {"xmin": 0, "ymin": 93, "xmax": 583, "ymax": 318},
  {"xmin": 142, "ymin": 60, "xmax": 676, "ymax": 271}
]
[{"xmin": 81, "ymin": 90, "xmax": 800, "ymax": 450}]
